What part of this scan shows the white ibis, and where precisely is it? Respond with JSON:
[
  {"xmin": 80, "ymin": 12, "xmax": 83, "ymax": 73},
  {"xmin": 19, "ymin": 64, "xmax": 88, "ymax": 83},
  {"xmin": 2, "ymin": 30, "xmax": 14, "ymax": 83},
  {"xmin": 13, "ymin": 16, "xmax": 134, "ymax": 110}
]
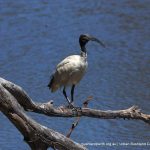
[{"xmin": 48, "ymin": 34, "xmax": 105, "ymax": 107}]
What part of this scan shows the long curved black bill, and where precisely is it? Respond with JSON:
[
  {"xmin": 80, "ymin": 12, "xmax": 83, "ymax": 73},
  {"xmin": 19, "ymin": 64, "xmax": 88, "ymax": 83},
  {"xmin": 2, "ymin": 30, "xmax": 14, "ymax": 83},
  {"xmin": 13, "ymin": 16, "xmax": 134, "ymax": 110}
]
[{"xmin": 89, "ymin": 36, "xmax": 105, "ymax": 48}]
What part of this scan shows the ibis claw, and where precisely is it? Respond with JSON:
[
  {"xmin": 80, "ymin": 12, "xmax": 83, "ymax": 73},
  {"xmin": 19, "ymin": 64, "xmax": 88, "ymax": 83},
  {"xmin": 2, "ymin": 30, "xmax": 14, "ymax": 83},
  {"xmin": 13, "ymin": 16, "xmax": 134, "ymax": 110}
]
[
  {"xmin": 67, "ymin": 103, "xmax": 74, "ymax": 109},
  {"xmin": 67, "ymin": 103, "xmax": 81, "ymax": 111}
]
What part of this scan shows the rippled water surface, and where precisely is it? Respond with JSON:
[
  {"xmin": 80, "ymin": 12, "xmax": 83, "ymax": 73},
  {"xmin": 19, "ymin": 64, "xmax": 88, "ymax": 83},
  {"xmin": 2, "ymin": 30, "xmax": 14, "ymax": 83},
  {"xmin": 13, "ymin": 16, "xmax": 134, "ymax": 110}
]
[{"xmin": 0, "ymin": 0, "xmax": 150, "ymax": 150}]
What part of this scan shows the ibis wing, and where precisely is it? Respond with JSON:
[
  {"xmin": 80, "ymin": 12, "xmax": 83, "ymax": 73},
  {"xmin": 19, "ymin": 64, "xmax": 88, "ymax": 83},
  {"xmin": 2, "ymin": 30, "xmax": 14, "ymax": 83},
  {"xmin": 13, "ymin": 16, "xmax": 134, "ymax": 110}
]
[
  {"xmin": 56, "ymin": 56, "xmax": 78, "ymax": 74},
  {"xmin": 56, "ymin": 55, "xmax": 79, "ymax": 69},
  {"xmin": 48, "ymin": 55, "xmax": 84, "ymax": 92}
]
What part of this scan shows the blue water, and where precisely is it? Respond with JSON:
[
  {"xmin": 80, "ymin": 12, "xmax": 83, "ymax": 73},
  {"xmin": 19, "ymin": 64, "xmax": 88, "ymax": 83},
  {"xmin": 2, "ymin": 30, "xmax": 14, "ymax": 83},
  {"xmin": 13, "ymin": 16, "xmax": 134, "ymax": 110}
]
[{"xmin": 0, "ymin": 0, "xmax": 150, "ymax": 150}]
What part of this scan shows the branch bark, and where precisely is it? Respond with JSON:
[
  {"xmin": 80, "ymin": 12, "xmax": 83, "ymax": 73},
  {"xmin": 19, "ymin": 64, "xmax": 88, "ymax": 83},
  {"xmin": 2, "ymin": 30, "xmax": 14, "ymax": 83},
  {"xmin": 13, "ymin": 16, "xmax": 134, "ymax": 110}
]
[
  {"xmin": 1, "ymin": 77, "xmax": 149, "ymax": 124},
  {"xmin": 0, "ymin": 77, "xmax": 150, "ymax": 149},
  {"xmin": 0, "ymin": 78, "xmax": 86, "ymax": 150}
]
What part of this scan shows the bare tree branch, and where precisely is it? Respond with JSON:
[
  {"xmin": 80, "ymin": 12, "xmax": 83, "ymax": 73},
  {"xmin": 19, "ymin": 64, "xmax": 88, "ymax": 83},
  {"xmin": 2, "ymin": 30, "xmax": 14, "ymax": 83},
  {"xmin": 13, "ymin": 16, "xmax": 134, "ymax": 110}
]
[
  {"xmin": 0, "ymin": 77, "xmax": 150, "ymax": 149},
  {"xmin": 0, "ymin": 77, "xmax": 149, "ymax": 125},
  {"xmin": 0, "ymin": 79, "xmax": 86, "ymax": 150},
  {"xmin": 67, "ymin": 96, "xmax": 93, "ymax": 138}
]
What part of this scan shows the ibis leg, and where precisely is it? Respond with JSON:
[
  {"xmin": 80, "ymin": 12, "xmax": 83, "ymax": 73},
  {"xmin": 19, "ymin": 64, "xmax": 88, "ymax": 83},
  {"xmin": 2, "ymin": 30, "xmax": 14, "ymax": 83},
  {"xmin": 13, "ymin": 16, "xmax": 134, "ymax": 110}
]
[
  {"xmin": 63, "ymin": 87, "xmax": 71, "ymax": 104},
  {"xmin": 71, "ymin": 84, "xmax": 75, "ymax": 103}
]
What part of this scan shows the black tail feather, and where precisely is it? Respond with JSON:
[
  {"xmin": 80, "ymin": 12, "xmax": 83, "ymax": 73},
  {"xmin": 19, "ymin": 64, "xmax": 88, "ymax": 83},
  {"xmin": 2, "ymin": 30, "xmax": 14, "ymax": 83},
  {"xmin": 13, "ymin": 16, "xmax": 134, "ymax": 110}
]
[{"xmin": 48, "ymin": 73, "xmax": 54, "ymax": 89}]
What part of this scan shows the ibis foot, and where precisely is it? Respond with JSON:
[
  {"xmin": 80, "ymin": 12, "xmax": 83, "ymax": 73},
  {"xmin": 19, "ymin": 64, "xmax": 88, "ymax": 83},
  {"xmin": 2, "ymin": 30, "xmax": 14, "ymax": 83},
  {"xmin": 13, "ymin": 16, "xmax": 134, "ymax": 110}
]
[{"xmin": 66, "ymin": 103, "xmax": 81, "ymax": 111}]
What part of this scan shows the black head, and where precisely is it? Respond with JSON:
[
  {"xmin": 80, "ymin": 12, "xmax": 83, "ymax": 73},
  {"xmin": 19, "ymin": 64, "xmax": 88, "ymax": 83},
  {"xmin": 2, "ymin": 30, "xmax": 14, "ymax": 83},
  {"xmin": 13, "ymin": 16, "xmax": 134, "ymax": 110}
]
[{"xmin": 79, "ymin": 34, "xmax": 105, "ymax": 52}]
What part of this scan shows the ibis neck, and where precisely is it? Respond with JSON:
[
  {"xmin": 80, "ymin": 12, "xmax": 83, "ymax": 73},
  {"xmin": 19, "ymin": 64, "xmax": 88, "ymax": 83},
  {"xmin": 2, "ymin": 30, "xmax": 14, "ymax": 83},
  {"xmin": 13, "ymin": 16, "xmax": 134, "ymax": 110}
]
[
  {"xmin": 80, "ymin": 44, "xmax": 87, "ymax": 54},
  {"xmin": 80, "ymin": 45, "xmax": 87, "ymax": 57},
  {"xmin": 80, "ymin": 51, "xmax": 87, "ymax": 57}
]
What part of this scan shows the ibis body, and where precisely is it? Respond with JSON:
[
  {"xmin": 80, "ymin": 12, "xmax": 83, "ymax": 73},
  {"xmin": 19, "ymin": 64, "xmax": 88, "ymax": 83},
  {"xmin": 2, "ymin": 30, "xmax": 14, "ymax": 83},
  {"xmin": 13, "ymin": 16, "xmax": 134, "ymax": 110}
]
[
  {"xmin": 50, "ymin": 54, "xmax": 87, "ymax": 92},
  {"xmin": 48, "ymin": 34, "xmax": 105, "ymax": 106}
]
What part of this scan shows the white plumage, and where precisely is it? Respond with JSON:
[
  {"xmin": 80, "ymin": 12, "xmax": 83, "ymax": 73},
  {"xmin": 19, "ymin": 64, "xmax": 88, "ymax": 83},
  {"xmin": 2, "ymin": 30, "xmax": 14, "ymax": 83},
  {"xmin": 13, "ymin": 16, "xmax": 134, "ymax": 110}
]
[
  {"xmin": 50, "ymin": 54, "xmax": 88, "ymax": 92},
  {"xmin": 48, "ymin": 34, "xmax": 105, "ymax": 107}
]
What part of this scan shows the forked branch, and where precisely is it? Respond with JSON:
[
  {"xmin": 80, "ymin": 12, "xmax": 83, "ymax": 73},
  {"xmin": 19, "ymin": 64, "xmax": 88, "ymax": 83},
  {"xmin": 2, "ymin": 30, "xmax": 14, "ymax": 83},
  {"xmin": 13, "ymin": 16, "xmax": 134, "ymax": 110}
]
[{"xmin": 1, "ymin": 77, "xmax": 149, "ymax": 124}]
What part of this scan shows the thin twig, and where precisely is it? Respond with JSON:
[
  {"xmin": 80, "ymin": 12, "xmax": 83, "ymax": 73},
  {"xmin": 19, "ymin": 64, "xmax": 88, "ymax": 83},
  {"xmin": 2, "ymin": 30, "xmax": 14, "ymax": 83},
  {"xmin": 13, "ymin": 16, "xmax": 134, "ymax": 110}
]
[{"xmin": 66, "ymin": 96, "xmax": 93, "ymax": 138}]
